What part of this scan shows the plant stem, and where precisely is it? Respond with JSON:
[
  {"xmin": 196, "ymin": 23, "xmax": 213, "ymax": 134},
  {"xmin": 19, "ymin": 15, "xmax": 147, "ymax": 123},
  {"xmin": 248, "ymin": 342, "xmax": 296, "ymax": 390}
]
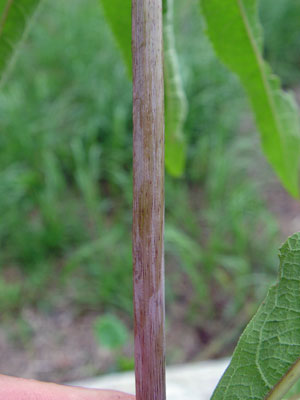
[{"xmin": 132, "ymin": 0, "xmax": 166, "ymax": 399}]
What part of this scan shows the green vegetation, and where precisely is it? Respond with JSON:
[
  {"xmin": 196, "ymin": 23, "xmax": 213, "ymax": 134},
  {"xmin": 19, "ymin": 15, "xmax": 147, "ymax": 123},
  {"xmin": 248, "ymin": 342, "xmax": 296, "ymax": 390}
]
[
  {"xmin": 94, "ymin": 314, "xmax": 129, "ymax": 350},
  {"xmin": 201, "ymin": 0, "xmax": 300, "ymax": 198},
  {"xmin": 99, "ymin": 0, "xmax": 132, "ymax": 76},
  {"xmin": 0, "ymin": 0, "xmax": 41, "ymax": 83},
  {"xmin": 1, "ymin": 0, "xmax": 300, "ymax": 380},
  {"xmin": 163, "ymin": 0, "xmax": 188, "ymax": 177},
  {"xmin": 260, "ymin": 0, "xmax": 300, "ymax": 86},
  {"xmin": 212, "ymin": 233, "xmax": 300, "ymax": 400}
]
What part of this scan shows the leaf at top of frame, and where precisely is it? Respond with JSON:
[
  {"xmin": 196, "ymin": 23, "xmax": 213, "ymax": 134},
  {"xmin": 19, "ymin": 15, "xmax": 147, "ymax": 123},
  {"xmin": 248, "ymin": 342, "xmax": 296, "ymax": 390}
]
[
  {"xmin": 201, "ymin": 0, "xmax": 300, "ymax": 198},
  {"xmin": 0, "ymin": 0, "xmax": 42, "ymax": 84},
  {"xmin": 99, "ymin": 0, "xmax": 132, "ymax": 77},
  {"xmin": 163, "ymin": 0, "xmax": 187, "ymax": 177}
]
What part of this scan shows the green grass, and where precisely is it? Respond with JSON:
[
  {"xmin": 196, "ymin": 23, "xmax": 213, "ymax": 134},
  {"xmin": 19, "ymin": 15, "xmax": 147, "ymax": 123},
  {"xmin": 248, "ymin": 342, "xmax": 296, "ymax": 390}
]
[{"xmin": 0, "ymin": 0, "xmax": 299, "ymax": 361}]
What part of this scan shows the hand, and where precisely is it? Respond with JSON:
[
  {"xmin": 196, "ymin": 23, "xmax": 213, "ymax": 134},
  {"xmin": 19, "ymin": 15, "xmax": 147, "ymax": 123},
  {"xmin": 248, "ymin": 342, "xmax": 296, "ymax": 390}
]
[{"xmin": 0, "ymin": 374, "xmax": 135, "ymax": 400}]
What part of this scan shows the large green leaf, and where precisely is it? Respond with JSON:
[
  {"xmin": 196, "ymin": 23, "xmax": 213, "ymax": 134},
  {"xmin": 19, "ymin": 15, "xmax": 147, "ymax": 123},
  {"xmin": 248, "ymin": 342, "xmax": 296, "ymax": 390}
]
[
  {"xmin": 201, "ymin": 0, "xmax": 300, "ymax": 198},
  {"xmin": 98, "ymin": 0, "xmax": 132, "ymax": 77},
  {"xmin": 0, "ymin": 0, "xmax": 41, "ymax": 84},
  {"xmin": 211, "ymin": 232, "xmax": 300, "ymax": 400},
  {"xmin": 163, "ymin": 0, "xmax": 187, "ymax": 177}
]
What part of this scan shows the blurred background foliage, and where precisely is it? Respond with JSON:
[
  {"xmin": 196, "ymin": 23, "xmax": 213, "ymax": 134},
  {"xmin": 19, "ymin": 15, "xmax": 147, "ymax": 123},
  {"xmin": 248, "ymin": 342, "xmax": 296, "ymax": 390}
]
[{"xmin": 0, "ymin": 0, "xmax": 300, "ymax": 382}]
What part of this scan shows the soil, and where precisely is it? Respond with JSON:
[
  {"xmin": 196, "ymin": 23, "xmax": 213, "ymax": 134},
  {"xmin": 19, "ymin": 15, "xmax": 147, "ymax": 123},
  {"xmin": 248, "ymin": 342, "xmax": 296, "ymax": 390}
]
[
  {"xmin": 0, "ymin": 308, "xmax": 115, "ymax": 383},
  {"xmin": 0, "ymin": 303, "xmax": 201, "ymax": 383}
]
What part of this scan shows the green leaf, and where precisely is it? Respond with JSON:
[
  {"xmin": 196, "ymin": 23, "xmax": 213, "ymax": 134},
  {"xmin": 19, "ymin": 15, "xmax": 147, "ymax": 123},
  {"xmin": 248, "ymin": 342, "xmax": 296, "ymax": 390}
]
[
  {"xmin": 163, "ymin": 0, "xmax": 188, "ymax": 177},
  {"xmin": 93, "ymin": 314, "xmax": 129, "ymax": 350},
  {"xmin": 98, "ymin": 0, "xmax": 132, "ymax": 77},
  {"xmin": 211, "ymin": 232, "xmax": 300, "ymax": 400},
  {"xmin": 0, "ymin": 0, "xmax": 42, "ymax": 84},
  {"xmin": 201, "ymin": 0, "xmax": 300, "ymax": 198}
]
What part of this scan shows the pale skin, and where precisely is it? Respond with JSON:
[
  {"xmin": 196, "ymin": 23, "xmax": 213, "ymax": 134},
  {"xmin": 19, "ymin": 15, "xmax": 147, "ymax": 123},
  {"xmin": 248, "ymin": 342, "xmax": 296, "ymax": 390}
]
[{"xmin": 0, "ymin": 374, "xmax": 135, "ymax": 400}]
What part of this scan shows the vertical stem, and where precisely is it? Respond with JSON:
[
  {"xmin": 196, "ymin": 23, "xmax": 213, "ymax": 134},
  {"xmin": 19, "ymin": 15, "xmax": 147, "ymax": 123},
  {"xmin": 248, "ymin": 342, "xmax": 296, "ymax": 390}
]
[{"xmin": 132, "ymin": 0, "xmax": 166, "ymax": 399}]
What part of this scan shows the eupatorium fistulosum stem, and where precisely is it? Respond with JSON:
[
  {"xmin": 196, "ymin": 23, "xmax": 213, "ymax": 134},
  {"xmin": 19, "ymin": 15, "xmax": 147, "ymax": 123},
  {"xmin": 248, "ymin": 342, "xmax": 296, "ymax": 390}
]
[{"xmin": 132, "ymin": 0, "xmax": 166, "ymax": 399}]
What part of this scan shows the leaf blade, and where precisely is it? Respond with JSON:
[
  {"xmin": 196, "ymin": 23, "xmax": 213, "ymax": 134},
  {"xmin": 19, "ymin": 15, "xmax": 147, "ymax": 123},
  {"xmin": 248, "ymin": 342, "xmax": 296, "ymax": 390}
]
[
  {"xmin": 99, "ymin": 0, "xmax": 132, "ymax": 77},
  {"xmin": 201, "ymin": 0, "xmax": 300, "ymax": 198},
  {"xmin": 163, "ymin": 0, "xmax": 188, "ymax": 177},
  {"xmin": 0, "ymin": 0, "xmax": 41, "ymax": 83},
  {"xmin": 211, "ymin": 232, "xmax": 300, "ymax": 400}
]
